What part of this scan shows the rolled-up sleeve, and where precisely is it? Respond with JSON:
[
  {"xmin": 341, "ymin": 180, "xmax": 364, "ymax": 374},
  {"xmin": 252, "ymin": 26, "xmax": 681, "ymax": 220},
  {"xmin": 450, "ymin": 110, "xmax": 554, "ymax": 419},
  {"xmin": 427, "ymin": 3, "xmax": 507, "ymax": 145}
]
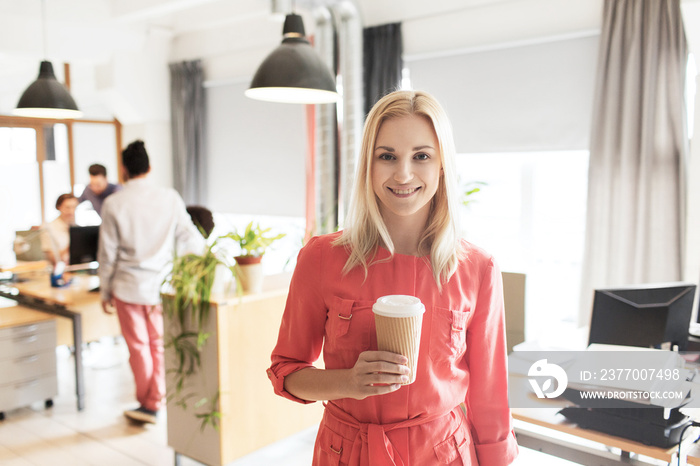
[
  {"xmin": 268, "ymin": 236, "xmax": 327, "ymax": 404},
  {"xmin": 465, "ymin": 257, "xmax": 519, "ymax": 465}
]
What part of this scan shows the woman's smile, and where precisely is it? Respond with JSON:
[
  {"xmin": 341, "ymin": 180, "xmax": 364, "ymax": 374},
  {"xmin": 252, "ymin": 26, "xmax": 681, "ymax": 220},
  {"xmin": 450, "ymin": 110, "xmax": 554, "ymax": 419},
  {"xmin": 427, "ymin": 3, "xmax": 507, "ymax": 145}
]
[
  {"xmin": 372, "ymin": 114, "xmax": 442, "ymax": 227},
  {"xmin": 388, "ymin": 186, "xmax": 421, "ymax": 197}
]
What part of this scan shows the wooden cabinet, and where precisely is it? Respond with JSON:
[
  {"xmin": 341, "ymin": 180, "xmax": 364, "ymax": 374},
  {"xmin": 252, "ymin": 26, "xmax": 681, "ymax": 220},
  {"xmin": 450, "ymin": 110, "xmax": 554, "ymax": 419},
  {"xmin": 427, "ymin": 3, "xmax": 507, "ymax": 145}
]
[
  {"xmin": 164, "ymin": 274, "xmax": 323, "ymax": 466},
  {"xmin": 0, "ymin": 306, "xmax": 57, "ymax": 419}
]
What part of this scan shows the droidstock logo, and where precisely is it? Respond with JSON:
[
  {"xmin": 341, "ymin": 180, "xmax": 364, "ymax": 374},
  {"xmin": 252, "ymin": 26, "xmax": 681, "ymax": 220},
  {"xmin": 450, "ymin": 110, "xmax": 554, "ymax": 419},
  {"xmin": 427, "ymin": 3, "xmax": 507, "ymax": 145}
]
[{"xmin": 528, "ymin": 359, "xmax": 568, "ymax": 399}]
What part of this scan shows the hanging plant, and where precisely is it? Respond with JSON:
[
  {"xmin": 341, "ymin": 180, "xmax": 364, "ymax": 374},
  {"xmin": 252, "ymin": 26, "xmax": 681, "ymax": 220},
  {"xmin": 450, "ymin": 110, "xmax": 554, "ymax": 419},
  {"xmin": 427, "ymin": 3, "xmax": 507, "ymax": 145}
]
[{"xmin": 162, "ymin": 235, "xmax": 238, "ymax": 431}]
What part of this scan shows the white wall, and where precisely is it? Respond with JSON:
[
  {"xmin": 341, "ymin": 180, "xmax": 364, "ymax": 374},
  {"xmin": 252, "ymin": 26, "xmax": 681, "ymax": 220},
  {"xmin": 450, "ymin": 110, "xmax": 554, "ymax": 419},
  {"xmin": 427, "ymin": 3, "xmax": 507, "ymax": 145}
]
[
  {"xmin": 205, "ymin": 81, "xmax": 306, "ymax": 217},
  {"xmin": 409, "ymin": 34, "xmax": 599, "ymax": 153}
]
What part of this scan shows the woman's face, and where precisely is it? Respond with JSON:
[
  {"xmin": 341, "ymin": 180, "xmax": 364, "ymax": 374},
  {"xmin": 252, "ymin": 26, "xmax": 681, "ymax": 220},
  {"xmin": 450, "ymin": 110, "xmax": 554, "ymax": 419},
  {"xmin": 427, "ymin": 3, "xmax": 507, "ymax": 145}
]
[
  {"xmin": 371, "ymin": 114, "xmax": 442, "ymax": 226},
  {"xmin": 58, "ymin": 198, "xmax": 79, "ymax": 224}
]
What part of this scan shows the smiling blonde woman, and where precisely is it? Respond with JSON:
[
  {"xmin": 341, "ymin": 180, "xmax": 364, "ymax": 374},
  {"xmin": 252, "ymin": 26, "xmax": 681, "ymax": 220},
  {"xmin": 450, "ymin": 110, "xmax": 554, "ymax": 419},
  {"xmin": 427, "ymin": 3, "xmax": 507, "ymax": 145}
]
[{"xmin": 269, "ymin": 90, "xmax": 518, "ymax": 465}]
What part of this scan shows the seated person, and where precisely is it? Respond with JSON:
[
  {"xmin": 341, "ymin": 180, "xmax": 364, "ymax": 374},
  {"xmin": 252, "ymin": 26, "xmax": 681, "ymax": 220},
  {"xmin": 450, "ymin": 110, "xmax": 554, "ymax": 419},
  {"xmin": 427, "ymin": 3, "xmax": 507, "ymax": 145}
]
[
  {"xmin": 186, "ymin": 205, "xmax": 215, "ymax": 239},
  {"xmin": 78, "ymin": 163, "xmax": 121, "ymax": 217},
  {"xmin": 41, "ymin": 193, "xmax": 78, "ymax": 265}
]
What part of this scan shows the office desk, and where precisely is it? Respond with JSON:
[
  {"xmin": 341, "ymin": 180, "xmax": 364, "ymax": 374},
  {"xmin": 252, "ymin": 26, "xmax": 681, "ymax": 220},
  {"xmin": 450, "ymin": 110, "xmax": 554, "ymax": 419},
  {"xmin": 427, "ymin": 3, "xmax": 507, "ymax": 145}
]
[
  {"xmin": 685, "ymin": 443, "xmax": 700, "ymax": 465},
  {"xmin": 0, "ymin": 260, "xmax": 50, "ymax": 274},
  {"xmin": 510, "ymin": 374, "xmax": 690, "ymax": 465},
  {"xmin": 0, "ymin": 271, "xmax": 121, "ymax": 411},
  {"xmin": 512, "ymin": 408, "xmax": 684, "ymax": 465},
  {"xmin": 9, "ymin": 272, "xmax": 120, "ymax": 346}
]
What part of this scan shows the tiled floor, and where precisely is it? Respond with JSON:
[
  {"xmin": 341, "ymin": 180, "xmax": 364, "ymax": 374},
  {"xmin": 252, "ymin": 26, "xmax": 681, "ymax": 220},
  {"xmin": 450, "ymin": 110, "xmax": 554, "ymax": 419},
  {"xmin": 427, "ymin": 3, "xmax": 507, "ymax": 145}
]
[{"xmin": 0, "ymin": 337, "xmax": 580, "ymax": 465}]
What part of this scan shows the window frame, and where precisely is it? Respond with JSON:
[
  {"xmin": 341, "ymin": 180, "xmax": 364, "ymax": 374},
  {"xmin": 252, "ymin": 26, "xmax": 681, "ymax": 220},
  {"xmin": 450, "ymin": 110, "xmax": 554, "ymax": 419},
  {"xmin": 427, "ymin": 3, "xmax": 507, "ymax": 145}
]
[{"xmin": 0, "ymin": 115, "xmax": 122, "ymax": 225}]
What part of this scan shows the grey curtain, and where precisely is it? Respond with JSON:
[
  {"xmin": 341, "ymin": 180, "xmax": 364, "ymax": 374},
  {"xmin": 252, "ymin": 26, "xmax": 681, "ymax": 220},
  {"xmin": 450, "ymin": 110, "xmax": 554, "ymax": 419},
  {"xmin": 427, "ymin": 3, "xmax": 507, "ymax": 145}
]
[
  {"xmin": 169, "ymin": 59, "xmax": 207, "ymax": 205},
  {"xmin": 363, "ymin": 22, "xmax": 403, "ymax": 116},
  {"xmin": 579, "ymin": 0, "xmax": 689, "ymax": 326}
]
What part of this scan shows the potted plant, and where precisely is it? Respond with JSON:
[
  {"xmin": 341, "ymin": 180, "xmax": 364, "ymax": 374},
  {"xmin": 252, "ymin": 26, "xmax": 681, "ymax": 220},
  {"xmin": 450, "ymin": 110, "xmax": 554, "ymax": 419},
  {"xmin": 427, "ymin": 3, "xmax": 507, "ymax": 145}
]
[
  {"xmin": 161, "ymin": 235, "xmax": 238, "ymax": 433},
  {"xmin": 222, "ymin": 221, "xmax": 285, "ymax": 293}
]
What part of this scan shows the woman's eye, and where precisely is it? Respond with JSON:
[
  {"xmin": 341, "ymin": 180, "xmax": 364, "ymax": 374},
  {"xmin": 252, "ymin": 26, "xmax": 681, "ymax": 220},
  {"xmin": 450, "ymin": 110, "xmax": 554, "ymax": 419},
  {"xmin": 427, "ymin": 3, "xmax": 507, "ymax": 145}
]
[
  {"xmin": 378, "ymin": 153, "xmax": 395, "ymax": 161},
  {"xmin": 414, "ymin": 153, "xmax": 430, "ymax": 160}
]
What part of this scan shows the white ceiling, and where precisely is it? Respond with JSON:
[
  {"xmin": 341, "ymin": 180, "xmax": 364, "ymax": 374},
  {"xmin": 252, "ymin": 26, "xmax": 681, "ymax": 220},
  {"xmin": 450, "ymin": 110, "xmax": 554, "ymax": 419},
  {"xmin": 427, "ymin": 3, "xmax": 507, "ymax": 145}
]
[
  {"xmin": 0, "ymin": 0, "xmax": 698, "ymax": 120},
  {"xmin": 1, "ymin": 0, "xmax": 698, "ymax": 64},
  {"xmin": 0, "ymin": 0, "xmax": 515, "ymax": 62}
]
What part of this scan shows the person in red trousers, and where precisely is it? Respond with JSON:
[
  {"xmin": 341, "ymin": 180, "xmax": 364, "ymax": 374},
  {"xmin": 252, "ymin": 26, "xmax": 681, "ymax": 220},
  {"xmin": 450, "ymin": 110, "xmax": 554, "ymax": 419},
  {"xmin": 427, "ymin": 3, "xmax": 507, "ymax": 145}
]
[{"xmin": 98, "ymin": 140, "xmax": 203, "ymax": 424}]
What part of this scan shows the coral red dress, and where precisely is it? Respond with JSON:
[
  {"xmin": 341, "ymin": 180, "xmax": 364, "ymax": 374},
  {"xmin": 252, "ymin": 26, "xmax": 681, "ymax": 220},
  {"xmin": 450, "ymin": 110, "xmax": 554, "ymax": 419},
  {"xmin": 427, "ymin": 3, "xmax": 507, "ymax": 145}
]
[{"xmin": 268, "ymin": 232, "xmax": 518, "ymax": 465}]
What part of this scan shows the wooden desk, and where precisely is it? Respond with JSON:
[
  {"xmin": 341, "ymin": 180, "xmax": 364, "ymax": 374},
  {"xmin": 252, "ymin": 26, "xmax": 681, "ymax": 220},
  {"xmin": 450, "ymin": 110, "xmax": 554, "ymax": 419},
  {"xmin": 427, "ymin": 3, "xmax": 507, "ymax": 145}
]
[
  {"xmin": 0, "ymin": 260, "xmax": 50, "ymax": 274},
  {"xmin": 685, "ymin": 442, "xmax": 700, "ymax": 465},
  {"xmin": 512, "ymin": 408, "xmax": 684, "ymax": 465},
  {"xmin": 0, "ymin": 271, "xmax": 120, "ymax": 411},
  {"xmin": 510, "ymin": 374, "xmax": 688, "ymax": 465},
  {"xmin": 10, "ymin": 272, "xmax": 120, "ymax": 346},
  {"xmin": 165, "ymin": 273, "xmax": 324, "ymax": 466}
]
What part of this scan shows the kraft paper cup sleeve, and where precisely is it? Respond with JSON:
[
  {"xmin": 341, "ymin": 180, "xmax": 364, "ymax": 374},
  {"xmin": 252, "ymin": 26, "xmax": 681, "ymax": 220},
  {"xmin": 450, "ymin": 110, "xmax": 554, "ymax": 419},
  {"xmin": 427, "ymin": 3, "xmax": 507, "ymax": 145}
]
[{"xmin": 373, "ymin": 295, "xmax": 425, "ymax": 384}]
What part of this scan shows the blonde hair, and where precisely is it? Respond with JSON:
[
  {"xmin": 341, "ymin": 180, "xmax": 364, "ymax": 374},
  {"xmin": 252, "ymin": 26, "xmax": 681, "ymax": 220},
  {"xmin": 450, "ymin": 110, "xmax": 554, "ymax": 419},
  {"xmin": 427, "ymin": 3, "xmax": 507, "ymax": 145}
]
[{"xmin": 334, "ymin": 90, "xmax": 464, "ymax": 287}]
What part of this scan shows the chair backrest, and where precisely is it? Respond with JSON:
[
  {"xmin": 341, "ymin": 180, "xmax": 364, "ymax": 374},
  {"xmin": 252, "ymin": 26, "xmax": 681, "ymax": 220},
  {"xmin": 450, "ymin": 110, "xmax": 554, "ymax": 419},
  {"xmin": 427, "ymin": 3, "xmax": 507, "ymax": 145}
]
[
  {"xmin": 14, "ymin": 230, "xmax": 45, "ymax": 262},
  {"xmin": 502, "ymin": 271, "xmax": 526, "ymax": 353}
]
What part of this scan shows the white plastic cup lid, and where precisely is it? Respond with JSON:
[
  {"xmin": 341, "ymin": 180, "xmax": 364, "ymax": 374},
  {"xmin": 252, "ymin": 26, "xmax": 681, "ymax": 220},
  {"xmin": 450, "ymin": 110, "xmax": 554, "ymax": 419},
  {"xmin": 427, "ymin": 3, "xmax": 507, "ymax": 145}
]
[{"xmin": 372, "ymin": 295, "xmax": 425, "ymax": 317}]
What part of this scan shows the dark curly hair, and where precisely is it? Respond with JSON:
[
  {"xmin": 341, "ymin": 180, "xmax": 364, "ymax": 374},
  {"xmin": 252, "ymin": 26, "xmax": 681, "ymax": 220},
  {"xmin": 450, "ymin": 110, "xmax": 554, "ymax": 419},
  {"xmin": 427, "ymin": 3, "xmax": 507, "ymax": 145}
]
[
  {"xmin": 122, "ymin": 140, "xmax": 150, "ymax": 177},
  {"xmin": 186, "ymin": 205, "xmax": 215, "ymax": 239}
]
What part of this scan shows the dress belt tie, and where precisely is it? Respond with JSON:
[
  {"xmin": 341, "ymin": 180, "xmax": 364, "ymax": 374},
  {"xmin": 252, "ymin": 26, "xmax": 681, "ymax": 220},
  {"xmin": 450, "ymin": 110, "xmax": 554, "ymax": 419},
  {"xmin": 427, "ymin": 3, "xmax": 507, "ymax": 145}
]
[{"xmin": 323, "ymin": 401, "xmax": 456, "ymax": 466}]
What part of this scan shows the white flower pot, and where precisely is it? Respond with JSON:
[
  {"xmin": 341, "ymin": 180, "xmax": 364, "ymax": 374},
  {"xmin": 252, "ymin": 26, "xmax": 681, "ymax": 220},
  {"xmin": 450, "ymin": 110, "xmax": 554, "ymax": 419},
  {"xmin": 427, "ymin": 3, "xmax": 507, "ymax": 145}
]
[{"xmin": 235, "ymin": 256, "xmax": 263, "ymax": 294}]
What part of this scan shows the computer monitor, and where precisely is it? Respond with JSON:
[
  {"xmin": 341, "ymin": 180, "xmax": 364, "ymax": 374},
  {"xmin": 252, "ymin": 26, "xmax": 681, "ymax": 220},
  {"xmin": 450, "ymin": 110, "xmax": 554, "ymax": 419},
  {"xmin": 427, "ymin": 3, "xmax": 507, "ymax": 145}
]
[
  {"xmin": 588, "ymin": 282, "xmax": 697, "ymax": 351},
  {"xmin": 69, "ymin": 225, "xmax": 100, "ymax": 265}
]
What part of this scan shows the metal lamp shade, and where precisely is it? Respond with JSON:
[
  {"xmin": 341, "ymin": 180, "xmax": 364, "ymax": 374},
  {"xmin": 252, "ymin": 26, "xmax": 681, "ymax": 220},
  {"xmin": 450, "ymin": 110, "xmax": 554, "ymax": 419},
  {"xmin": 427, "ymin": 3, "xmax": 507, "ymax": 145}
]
[
  {"xmin": 14, "ymin": 61, "xmax": 83, "ymax": 119},
  {"xmin": 245, "ymin": 15, "xmax": 338, "ymax": 104}
]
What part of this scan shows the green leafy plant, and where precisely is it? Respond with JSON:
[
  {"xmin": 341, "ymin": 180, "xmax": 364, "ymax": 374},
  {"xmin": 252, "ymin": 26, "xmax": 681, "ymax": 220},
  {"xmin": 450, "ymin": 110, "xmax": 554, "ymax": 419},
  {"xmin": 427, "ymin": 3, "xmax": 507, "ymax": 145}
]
[
  {"xmin": 195, "ymin": 392, "xmax": 222, "ymax": 432},
  {"xmin": 222, "ymin": 221, "xmax": 286, "ymax": 258},
  {"xmin": 163, "ymin": 235, "xmax": 237, "ymax": 431},
  {"xmin": 461, "ymin": 180, "xmax": 487, "ymax": 208}
]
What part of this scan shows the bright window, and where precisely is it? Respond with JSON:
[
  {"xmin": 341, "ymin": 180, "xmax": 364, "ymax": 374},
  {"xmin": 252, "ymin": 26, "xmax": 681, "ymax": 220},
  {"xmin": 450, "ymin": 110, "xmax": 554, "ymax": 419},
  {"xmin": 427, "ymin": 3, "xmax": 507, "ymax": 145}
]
[
  {"xmin": 0, "ymin": 127, "xmax": 41, "ymax": 231},
  {"xmin": 456, "ymin": 151, "xmax": 589, "ymax": 342}
]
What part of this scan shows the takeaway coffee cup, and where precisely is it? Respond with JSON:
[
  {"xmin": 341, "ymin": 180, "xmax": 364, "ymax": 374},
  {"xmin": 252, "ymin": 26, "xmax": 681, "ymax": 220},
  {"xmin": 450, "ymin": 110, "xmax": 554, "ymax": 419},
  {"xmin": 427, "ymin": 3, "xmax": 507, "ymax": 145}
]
[{"xmin": 373, "ymin": 295, "xmax": 425, "ymax": 384}]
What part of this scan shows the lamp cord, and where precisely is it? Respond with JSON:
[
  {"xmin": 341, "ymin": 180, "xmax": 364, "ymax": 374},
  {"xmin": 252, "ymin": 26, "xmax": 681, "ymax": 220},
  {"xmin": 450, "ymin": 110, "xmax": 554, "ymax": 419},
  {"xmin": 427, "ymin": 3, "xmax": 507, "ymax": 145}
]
[
  {"xmin": 41, "ymin": 0, "xmax": 48, "ymax": 60},
  {"xmin": 678, "ymin": 421, "xmax": 700, "ymax": 466}
]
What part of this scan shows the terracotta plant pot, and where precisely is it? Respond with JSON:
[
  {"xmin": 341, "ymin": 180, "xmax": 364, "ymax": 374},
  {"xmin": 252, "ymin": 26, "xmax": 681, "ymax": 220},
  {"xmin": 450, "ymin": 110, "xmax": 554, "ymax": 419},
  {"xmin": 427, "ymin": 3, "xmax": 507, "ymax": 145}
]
[{"xmin": 234, "ymin": 255, "xmax": 263, "ymax": 266}]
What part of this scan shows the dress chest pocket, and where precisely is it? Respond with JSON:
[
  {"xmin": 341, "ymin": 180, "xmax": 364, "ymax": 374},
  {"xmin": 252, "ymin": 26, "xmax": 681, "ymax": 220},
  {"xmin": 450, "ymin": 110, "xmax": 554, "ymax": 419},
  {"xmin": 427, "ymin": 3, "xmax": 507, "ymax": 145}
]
[
  {"xmin": 324, "ymin": 297, "xmax": 375, "ymax": 369},
  {"xmin": 429, "ymin": 306, "xmax": 471, "ymax": 363}
]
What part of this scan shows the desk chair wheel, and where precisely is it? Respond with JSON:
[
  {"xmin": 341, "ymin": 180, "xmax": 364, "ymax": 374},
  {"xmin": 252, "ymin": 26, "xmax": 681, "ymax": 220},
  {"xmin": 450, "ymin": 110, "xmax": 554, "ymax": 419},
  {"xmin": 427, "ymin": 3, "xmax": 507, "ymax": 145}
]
[{"xmin": 45, "ymin": 399, "xmax": 53, "ymax": 409}]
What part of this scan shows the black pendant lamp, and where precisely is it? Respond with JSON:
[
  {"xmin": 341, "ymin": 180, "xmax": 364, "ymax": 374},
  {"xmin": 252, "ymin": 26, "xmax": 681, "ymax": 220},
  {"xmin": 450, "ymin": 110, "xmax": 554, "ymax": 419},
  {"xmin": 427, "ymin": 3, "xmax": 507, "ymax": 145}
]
[
  {"xmin": 13, "ymin": 0, "xmax": 82, "ymax": 119},
  {"xmin": 245, "ymin": 13, "xmax": 339, "ymax": 104}
]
